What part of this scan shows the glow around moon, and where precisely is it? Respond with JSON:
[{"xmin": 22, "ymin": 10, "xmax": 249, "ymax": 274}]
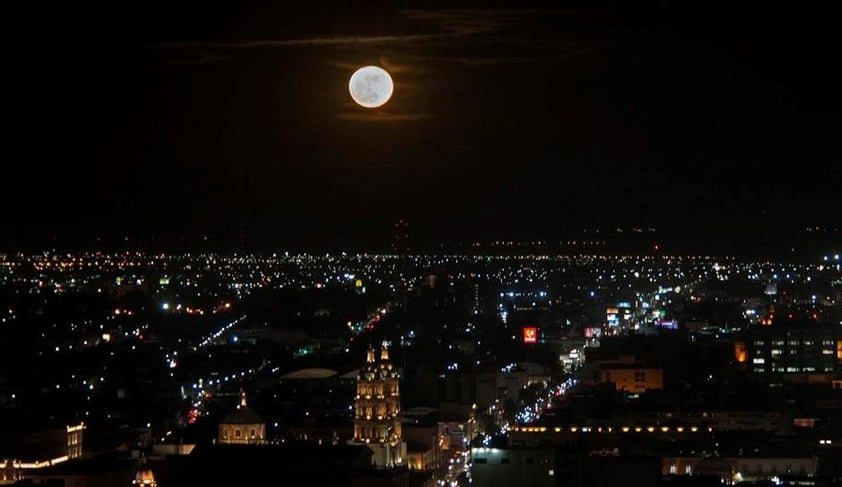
[{"xmin": 349, "ymin": 66, "xmax": 393, "ymax": 108}]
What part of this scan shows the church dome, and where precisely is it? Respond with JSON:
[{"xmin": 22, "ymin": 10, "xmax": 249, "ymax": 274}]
[
  {"xmin": 223, "ymin": 405, "xmax": 262, "ymax": 425},
  {"xmin": 222, "ymin": 390, "xmax": 263, "ymax": 424}
]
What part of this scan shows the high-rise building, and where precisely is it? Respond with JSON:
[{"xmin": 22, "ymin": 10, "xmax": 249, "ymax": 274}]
[
  {"xmin": 350, "ymin": 343, "xmax": 406, "ymax": 467},
  {"xmin": 746, "ymin": 323, "xmax": 841, "ymax": 377}
]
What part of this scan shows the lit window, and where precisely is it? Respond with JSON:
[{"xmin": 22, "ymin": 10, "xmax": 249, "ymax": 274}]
[
  {"xmin": 753, "ymin": 358, "xmax": 765, "ymax": 364},
  {"xmin": 685, "ymin": 465, "xmax": 692, "ymax": 474}
]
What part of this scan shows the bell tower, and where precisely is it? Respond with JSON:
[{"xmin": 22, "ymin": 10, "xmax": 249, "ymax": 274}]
[{"xmin": 351, "ymin": 341, "xmax": 405, "ymax": 467}]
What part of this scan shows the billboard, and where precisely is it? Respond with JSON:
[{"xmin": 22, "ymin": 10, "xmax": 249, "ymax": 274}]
[{"xmin": 523, "ymin": 326, "xmax": 538, "ymax": 344}]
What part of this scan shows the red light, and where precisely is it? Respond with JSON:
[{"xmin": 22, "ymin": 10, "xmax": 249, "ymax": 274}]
[{"xmin": 523, "ymin": 326, "xmax": 538, "ymax": 344}]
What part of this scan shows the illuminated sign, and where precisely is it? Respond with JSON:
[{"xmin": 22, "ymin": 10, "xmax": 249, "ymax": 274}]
[
  {"xmin": 584, "ymin": 327, "xmax": 602, "ymax": 338},
  {"xmin": 523, "ymin": 326, "xmax": 538, "ymax": 344},
  {"xmin": 606, "ymin": 307, "xmax": 619, "ymax": 327},
  {"xmin": 656, "ymin": 320, "xmax": 678, "ymax": 330}
]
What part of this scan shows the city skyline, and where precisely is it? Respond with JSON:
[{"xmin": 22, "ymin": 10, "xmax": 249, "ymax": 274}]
[
  {"xmin": 0, "ymin": 247, "xmax": 840, "ymax": 484},
  {"xmin": 5, "ymin": 1, "xmax": 840, "ymax": 253}
]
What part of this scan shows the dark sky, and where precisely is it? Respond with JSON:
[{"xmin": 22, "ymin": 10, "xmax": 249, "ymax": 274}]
[{"xmin": 5, "ymin": 1, "xmax": 841, "ymax": 252}]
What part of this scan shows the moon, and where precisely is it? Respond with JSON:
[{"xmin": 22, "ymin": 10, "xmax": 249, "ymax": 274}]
[{"xmin": 349, "ymin": 66, "xmax": 393, "ymax": 108}]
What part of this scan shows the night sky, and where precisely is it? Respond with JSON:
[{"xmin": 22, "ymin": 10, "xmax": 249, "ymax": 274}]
[{"xmin": 5, "ymin": 1, "xmax": 841, "ymax": 252}]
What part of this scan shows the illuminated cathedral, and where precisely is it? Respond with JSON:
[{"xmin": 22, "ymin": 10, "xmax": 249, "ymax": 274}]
[
  {"xmin": 350, "ymin": 342, "xmax": 406, "ymax": 467},
  {"xmin": 218, "ymin": 390, "xmax": 266, "ymax": 445}
]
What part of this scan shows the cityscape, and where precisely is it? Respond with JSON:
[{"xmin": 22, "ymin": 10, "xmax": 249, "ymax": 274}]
[
  {"xmin": 0, "ymin": 238, "xmax": 840, "ymax": 485},
  {"xmin": 3, "ymin": 1, "xmax": 841, "ymax": 486}
]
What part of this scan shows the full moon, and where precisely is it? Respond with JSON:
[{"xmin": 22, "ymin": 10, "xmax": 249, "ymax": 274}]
[{"xmin": 349, "ymin": 66, "xmax": 393, "ymax": 108}]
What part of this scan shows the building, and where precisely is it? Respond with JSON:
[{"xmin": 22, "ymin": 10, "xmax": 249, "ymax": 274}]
[
  {"xmin": 471, "ymin": 447, "xmax": 661, "ymax": 487},
  {"xmin": 471, "ymin": 447, "xmax": 556, "ymax": 487},
  {"xmin": 746, "ymin": 323, "xmax": 842, "ymax": 378},
  {"xmin": 401, "ymin": 405, "xmax": 477, "ymax": 483},
  {"xmin": 440, "ymin": 362, "xmax": 551, "ymax": 412},
  {"xmin": 217, "ymin": 390, "xmax": 266, "ymax": 445},
  {"xmin": 146, "ymin": 443, "xmax": 377, "ymax": 486},
  {"xmin": 662, "ymin": 455, "xmax": 817, "ymax": 483},
  {"xmin": 599, "ymin": 361, "xmax": 664, "ymax": 394},
  {"xmin": 0, "ymin": 421, "xmax": 85, "ymax": 483},
  {"xmin": 350, "ymin": 343, "xmax": 407, "ymax": 467},
  {"xmin": 402, "ymin": 423, "xmax": 439, "ymax": 472},
  {"xmin": 10, "ymin": 452, "xmax": 136, "ymax": 487},
  {"xmin": 132, "ymin": 467, "xmax": 157, "ymax": 486}
]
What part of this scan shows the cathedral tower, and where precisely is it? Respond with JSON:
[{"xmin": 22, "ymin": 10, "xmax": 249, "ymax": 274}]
[{"xmin": 352, "ymin": 342, "xmax": 405, "ymax": 466}]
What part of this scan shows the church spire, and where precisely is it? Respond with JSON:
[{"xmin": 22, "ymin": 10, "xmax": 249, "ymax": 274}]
[
  {"xmin": 352, "ymin": 339, "xmax": 403, "ymax": 467},
  {"xmin": 239, "ymin": 388, "xmax": 247, "ymax": 408}
]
